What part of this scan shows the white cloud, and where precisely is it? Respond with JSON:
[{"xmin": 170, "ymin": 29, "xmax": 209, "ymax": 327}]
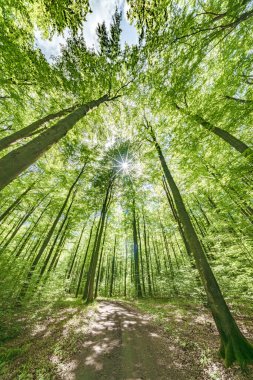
[
  {"xmin": 83, "ymin": 0, "xmax": 125, "ymax": 49},
  {"xmin": 35, "ymin": 0, "xmax": 138, "ymax": 62},
  {"xmin": 34, "ymin": 28, "xmax": 70, "ymax": 62}
]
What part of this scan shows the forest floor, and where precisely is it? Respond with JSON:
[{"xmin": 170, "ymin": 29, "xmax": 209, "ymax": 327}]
[{"xmin": 0, "ymin": 298, "xmax": 253, "ymax": 379}]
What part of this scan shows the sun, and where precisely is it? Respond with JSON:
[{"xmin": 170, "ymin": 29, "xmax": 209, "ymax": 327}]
[{"xmin": 121, "ymin": 161, "xmax": 129, "ymax": 172}]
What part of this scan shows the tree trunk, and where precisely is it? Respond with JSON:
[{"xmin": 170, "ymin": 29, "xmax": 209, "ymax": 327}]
[
  {"xmin": 83, "ymin": 178, "xmax": 113, "ymax": 303},
  {"xmin": 109, "ymin": 236, "xmax": 117, "ymax": 297},
  {"xmin": 0, "ymin": 183, "xmax": 34, "ymax": 222},
  {"xmin": 143, "ymin": 215, "xmax": 153, "ymax": 296},
  {"xmin": 94, "ymin": 216, "xmax": 108, "ymax": 298},
  {"xmin": 17, "ymin": 167, "xmax": 84, "ymax": 302},
  {"xmin": 38, "ymin": 194, "xmax": 75, "ymax": 280},
  {"xmin": 193, "ymin": 114, "xmax": 252, "ymax": 157},
  {"xmin": 48, "ymin": 218, "xmax": 70, "ymax": 272},
  {"xmin": 15, "ymin": 200, "xmax": 51, "ymax": 258},
  {"xmin": 150, "ymin": 125, "xmax": 253, "ymax": 367},
  {"xmin": 0, "ymin": 194, "xmax": 47, "ymax": 254},
  {"xmin": 75, "ymin": 218, "xmax": 95, "ymax": 297},
  {"xmin": 124, "ymin": 238, "xmax": 128, "ymax": 297},
  {"xmin": 137, "ymin": 218, "xmax": 146, "ymax": 296},
  {"xmin": 66, "ymin": 216, "xmax": 88, "ymax": 281},
  {"xmin": 132, "ymin": 202, "xmax": 143, "ymax": 297},
  {"xmin": 0, "ymin": 104, "xmax": 79, "ymax": 152},
  {"xmin": 162, "ymin": 176, "xmax": 192, "ymax": 256},
  {"xmin": 0, "ymin": 95, "xmax": 109, "ymax": 191}
]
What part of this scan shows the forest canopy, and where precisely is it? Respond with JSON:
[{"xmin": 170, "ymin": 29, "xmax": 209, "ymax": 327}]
[{"xmin": 0, "ymin": 0, "xmax": 253, "ymax": 375}]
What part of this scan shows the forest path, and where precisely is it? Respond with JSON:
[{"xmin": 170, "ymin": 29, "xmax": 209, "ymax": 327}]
[{"xmin": 70, "ymin": 300, "xmax": 198, "ymax": 380}]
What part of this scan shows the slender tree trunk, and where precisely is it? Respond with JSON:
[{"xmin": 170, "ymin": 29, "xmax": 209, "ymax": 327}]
[
  {"xmin": 149, "ymin": 125, "xmax": 253, "ymax": 367},
  {"xmin": 94, "ymin": 216, "xmax": 108, "ymax": 298},
  {"xmin": 15, "ymin": 200, "xmax": 51, "ymax": 258},
  {"xmin": 162, "ymin": 176, "xmax": 191, "ymax": 256},
  {"xmin": 67, "ymin": 217, "xmax": 87, "ymax": 280},
  {"xmin": 147, "ymin": 232, "xmax": 156, "ymax": 295},
  {"xmin": 193, "ymin": 114, "xmax": 252, "ymax": 157},
  {"xmin": 152, "ymin": 237, "xmax": 161, "ymax": 274},
  {"xmin": 143, "ymin": 215, "xmax": 152, "ymax": 296},
  {"xmin": 0, "ymin": 105, "xmax": 79, "ymax": 152},
  {"xmin": 38, "ymin": 194, "xmax": 75, "ymax": 280},
  {"xmin": 133, "ymin": 202, "xmax": 142, "ymax": 297},
  {"xmin": 0, "ymin": 183, "xmax": 34, "ymax": 222},
  {"xmin": 109, "ymin": 236, "xmax": 117, "ymax": 297},
  {"xmin": 0, "ymin": 95, "xmax": 109, "ymax": 191},
  {"xmin": 75, "ymin": 219, "xmax": 95, "ymax": 297},
  {"xmin": 17, "ymin": 167, "xmax": 84, "ymax": 302},
  {"xmin": 48, "ymin": 218, "xmax": 70, "ymax": 272},
  {"xmin": 137, "ymin": 218, "xmax": 146, "ymax": 296},
  {"xmin": 124, "ymin": 238, "xmax": 128, "ymax": 297},
  {"xmin": 0, "ymin": 194, "xmax": 47, "ymax": 254},
  {"xmin": 83, "ymin": 178, "xmax": 113, "ymax": 303}
]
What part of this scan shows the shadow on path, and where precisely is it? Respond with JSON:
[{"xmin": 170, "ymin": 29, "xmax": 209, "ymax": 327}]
[{"xmin": 63, "ymin": 301, "xmax": 198, "ymax": 380}]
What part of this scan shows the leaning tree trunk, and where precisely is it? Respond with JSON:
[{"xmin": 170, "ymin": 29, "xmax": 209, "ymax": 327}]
[
  {"xmin": 149, "ymin": 125, "xmax": 253, "ymax": 367},
  {"xmin": 0, "ymin": 95, "xmax": 109, "ymax": 191},
  {"xmin": 67, "ymin": 215, "xmax": 89, "ymax": 282},
  {"xmin": 17, "ymin": 166, "xmax": 84, "ymax": 302},
  {"xmin": 0, "ymin": 193, "xmax": 47, "ymax": 254},
  {"xmin": 0, "ymin": 104, "xmax": 79, "ymax": 152},
  {"xmin": 48, "ymin": 218, "xmax": 71, "ymax": 273},
  {"xmin": 0, "ymin": 182, "xmax": 35, "ymax": 223},
  {"xmin": 15, "ymin": 200, "xmax": 51, "ymax": 259},
  {"xmin": 193, "ymin": 114, "xmax": 252, "ymax": 157},
  {"xmin": 38, "ymin": 193, "xmax": 75, "ymax": 281},
  {"xmin": 174, "ymin": 104, "xmax": 252, "ymax": 157},
  {"xmin": 162, "ymin": 176, "xmax": 191, "ymax": 256}
]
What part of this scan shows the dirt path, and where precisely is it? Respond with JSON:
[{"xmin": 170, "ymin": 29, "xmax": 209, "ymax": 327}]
[{"xmin": 63, "ymin": 301, "xmax": 199, "ymax": 380}]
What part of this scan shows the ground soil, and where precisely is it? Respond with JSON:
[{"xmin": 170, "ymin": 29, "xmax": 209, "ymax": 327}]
[
  {"xmin": 1, "ymin": 299, "xmax": 253, "ymax": 379},
  {"xmin": 70, "ymin": 301, "xmax": 199, "ymax": 380}
]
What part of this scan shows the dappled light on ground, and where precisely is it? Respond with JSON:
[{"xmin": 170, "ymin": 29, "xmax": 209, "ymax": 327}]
[
  {"xmin": 64, "ymin": 301, "xmax": 195, "ymax": 380},
  {"xmin": 1, "ymin": 300, "xmax": 253, "ymax": 379}
]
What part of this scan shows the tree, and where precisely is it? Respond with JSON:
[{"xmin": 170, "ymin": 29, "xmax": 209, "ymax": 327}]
[
  {"xmin": 0, "ymin": 95, "xmax": 109, "ymax": 191},
  {"xmin": 145, "ymin": 120, "xmax": 253, "ymax": 367}
]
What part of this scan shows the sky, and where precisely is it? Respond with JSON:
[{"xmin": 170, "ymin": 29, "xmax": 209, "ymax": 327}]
[{"xmin": 35, "ymin": 0, "xmax": 139, "ymax": 62}]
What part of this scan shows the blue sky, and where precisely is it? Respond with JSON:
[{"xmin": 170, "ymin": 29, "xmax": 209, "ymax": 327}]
[{"xmin": 35, "ymin": 0, "xmax": 139, "ymax": 62}]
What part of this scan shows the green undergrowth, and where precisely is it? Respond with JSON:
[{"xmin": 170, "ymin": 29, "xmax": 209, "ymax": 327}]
[
  {"xmin": 130, "ymin": 298, "xmax": 253, "ymax": 380},
  {"xmin": 0, "ymin": 298, "xmax": 97, "ymax": 379}
]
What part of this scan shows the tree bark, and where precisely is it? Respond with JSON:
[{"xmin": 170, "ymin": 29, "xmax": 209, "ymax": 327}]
[
  {"xmin": 0, "ymin": 183, "xmax": 34, "ymax": 222},
  {"xmin": 17, "ymin": 167, "xmax": 84, "ymax": 302},
  {"xmin": 193, "ymin": 114, "xmax": 252, "ymax": 157},
  {"xmin": 75, "ymin": 218, "xmax": 95, "ymax": 297},
  {"xmin": 0, "ymin": 104, "xmax": 79, "ymax": 152},
  {"xmin": 132, "ymin": 201, "xmax": 143, "ymax": 297},
  {"xmin": 38, "ymin": 194, "xmax": 75, "ymax": 280},
  {"xmin": 109, "ymin": 236, "xmax": 117, "ymax": 297},
  {"xmin": 0, "ymin": 95, "xmax": 109, "ymax": 191},
  {"xmin": 143, "ymin": 215, "xmax": 153, "ymax": 296},
  {"xmin": 94, "ymin": 216, "xmax": 108, "ymax": 298},
  {"xmin": 83, "ymin": 178, "xmax": 113, "ymax": 303},
  {"xmin": 149, "ymin": 124, "xmax": 253, "ymax": 367},
  {"xmin": 162, "ymin": 176, "xmax": 192, "ymax": 256}
]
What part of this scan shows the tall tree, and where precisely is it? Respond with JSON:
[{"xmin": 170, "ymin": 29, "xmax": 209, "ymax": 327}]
[
  {"xmin": 146, "ymin": 121, "xmax": 253, "ymax": 367},
  {"xmin": 0, "ymin": 95, "xmax": 112, "ymax": 191}
]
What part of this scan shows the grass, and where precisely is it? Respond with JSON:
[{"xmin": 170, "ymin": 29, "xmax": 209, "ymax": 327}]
[
  {"xmin": 1, "ymin": 296, "xmax": 253, "ymax": 379},
  {"xmin": 0, "ymin": 298, "xmax": 98, "ymax": 379},
  {"xmin": 130, "ymin": 298, "xmax": 253, "ymax": 380}
]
